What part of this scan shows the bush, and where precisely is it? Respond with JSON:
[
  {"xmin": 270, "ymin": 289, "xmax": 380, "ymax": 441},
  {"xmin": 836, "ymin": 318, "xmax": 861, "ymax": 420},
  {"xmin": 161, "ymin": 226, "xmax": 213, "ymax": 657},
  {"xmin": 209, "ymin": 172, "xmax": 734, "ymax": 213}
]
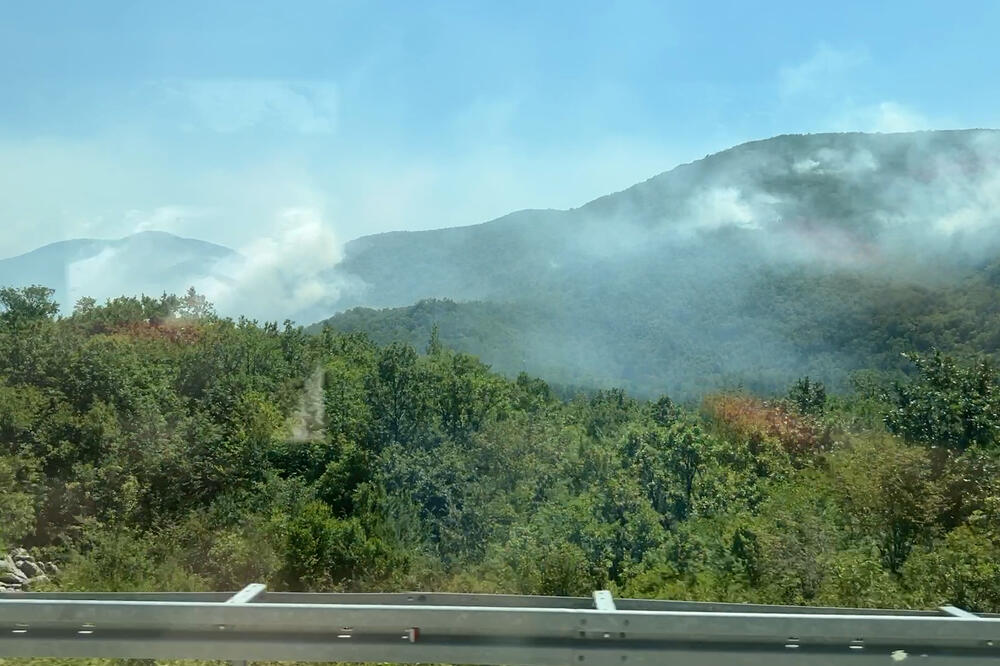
[
  {"xmin": 280, "ymin": 500, "xmax": 404, "ymax": 591},
  {"xmin": 59, "ymin": 526, "xmax": 206, "ymax": 592},
  {"xmin": 903, "ymin": 525, "xmax": 1000, "ymax": 612}
]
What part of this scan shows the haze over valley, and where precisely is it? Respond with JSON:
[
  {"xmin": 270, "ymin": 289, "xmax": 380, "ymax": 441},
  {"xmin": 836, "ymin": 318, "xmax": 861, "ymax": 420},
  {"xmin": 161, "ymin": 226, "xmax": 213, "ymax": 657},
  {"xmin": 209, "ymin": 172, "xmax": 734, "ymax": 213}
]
[{"xmin": 5, "ymin": 129, "xmax": 1000, "ymax": 398}]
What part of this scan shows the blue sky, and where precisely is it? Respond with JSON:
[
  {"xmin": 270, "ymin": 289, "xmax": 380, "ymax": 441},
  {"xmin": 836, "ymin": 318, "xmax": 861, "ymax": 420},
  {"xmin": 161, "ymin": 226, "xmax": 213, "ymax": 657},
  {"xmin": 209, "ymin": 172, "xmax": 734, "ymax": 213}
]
[{"xmin": 2, "ymin": 0, "xmax": 999, "ymax": 256}]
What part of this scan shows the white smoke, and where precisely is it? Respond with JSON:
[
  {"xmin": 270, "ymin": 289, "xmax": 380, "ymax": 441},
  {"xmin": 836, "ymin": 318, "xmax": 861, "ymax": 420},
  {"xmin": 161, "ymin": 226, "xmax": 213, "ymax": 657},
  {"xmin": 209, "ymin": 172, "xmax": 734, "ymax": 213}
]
[
  {"xmin": 868, "ymin": 132, "xmax": 1000, "ymax": 263},
  {"xmin": 65, "ymin": 247, "xmax": 123, "ymax": 308},
  {"xmin": 64, "ymin": 229, "xmax": 229, "ymax": 310},
  {"xmin": 682, "ymin": 187, "xmax": 778, "ymax": 234},
  {"xmin": 792, "ymin": 158, "xmax": 820, "ymax": 174},
  {"xmin": 653, "ymin": 132, "xmax": 1000, "ymax": 272},
  {"xmin": 931, "ymin": 168, "xmax": 1000, "ymax": 236},
  {"xmin": 818, "ymin": 147, "xmax": 878, "ymax": 175},
  {"xmin": 197, "ymin": 208, "xmax": 351, "ymax": 322},
  {"xmin": 792, "ymin": 148, "xmax": 878, "ymax": 177}
]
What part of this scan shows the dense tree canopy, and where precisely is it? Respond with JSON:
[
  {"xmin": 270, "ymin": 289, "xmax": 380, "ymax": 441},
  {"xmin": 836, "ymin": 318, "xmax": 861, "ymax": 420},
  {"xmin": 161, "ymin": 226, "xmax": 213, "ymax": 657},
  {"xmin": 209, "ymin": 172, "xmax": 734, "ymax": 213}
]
[
  {"xmin": 4, "ymin": 285, "xmax": 1000, "ymax": 615},
  {"xmin": 320, "ymin": 257, "xmax": 1000, "ymax": 401}
]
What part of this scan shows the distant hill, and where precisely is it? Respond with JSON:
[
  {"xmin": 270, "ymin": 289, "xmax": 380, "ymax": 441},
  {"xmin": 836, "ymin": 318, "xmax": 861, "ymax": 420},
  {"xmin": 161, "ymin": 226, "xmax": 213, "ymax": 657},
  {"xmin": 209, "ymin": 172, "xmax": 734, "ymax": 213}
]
[
  {"xmin": 9, "ymin": 131, "xmax": 1000, "ymax": 398},
  {"xmin": 331, "ymin": 130, "xmax": 1000, "ymax": 308},
  {"xmin": 316, "ymin": 130, "xmax": 1000, "ymax": 398},
  {"xmin": 0, "ymin": 231, "xmax": 238, "ymax": 313}
]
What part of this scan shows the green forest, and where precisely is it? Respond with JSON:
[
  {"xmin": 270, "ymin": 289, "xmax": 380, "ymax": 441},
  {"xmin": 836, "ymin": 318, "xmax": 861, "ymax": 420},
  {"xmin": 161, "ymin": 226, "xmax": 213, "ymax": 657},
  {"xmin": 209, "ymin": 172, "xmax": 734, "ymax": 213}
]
[
  {"xmin": 4, "ymin": 284, "xmax": 1000, "ymax": 613},
  {"xmin": 320, "ymin": 257, "xmax": 1000, "ymax": 400}
]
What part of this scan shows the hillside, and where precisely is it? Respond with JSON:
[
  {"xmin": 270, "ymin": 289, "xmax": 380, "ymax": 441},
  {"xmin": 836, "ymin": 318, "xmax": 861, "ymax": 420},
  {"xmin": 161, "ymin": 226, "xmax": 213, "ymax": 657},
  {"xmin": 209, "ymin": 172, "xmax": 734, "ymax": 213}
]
[
  {"xmin": 0, "ymin": 231, "xmax": 238, "ymax": 314},
  {"xmin": 318, "ymin": 130, "xmax": 1000, "ymax": 398},
  {"xmin": 323, "ymin": 263, "xmax": 1000, "ymax": 400},
  {"xmin": 6, "ymin": 285, "xmax": 1000, "ymax": 612}
]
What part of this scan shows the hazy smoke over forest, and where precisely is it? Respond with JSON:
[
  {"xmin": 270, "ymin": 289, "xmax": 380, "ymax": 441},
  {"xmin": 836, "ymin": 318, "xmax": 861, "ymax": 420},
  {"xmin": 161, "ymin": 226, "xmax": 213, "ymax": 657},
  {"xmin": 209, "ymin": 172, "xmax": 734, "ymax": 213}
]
[
  {"xmin": 56, "ymin": 208, "xmax": 361, "ymax": 324},
  {"xmin": 319, "ymin": 130, "xmax": 1000, "ymax": 398},
  {"xmin": 9, "ymin": 130, "xmax": 1000, "ymax": 398}
]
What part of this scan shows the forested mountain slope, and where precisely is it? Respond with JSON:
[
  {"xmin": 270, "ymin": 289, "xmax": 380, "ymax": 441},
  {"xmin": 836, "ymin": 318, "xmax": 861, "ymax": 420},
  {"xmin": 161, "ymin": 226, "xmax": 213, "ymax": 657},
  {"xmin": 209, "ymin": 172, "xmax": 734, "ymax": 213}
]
[
  {"xmin": 318, "ymin": 130, "xmax": 1000, "ymax": 398},
  {"xmin": 323, "ymin": 259, "xmax": 1000, "ymax": 399}
]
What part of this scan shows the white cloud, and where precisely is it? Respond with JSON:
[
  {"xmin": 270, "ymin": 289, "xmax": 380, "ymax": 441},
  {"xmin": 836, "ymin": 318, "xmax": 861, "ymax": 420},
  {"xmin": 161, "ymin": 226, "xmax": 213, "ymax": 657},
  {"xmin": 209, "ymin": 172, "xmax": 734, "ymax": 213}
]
[
  {"xmin": 835, "ymin": 101, "xmax": 931, "ymax": 133},
  {"xmin": 124, "ymin": 206, "xmax": 213, "ymax": 233},
  {"xmin": 159, "ymin": 79, "xmax": 338, "ymax": 134},
  {"xmin": 779, "ymin": 44, "xmax": 868, "ymax": 98},
  {"xmin": 870, "ymin": 101, "xmax": 931, "ymax": 133},
  {"xmin": 775, "ymin": 44, "xmax": 936, "ymax": 136},
  {"xmin": 0, "ymin": 136, "xmax": 159, "ymax": 256},
  {"xmin": 324, "ymin": 134, "xmax": 679, "ymax": 238}
]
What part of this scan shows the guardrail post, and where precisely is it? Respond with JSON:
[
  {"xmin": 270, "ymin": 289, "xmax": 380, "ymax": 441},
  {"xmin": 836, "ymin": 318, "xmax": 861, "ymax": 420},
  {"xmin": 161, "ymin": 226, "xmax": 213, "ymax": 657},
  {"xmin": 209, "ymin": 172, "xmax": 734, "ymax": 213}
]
[
  {"xmin": 226, "ymin": 583, "xmax": 267, "ymax": 605},
  {"xmin": 226, "ymin": 583, "xmax": 267, "ymax": 666},
  {"xmin": 939, "ymin": 605, "xmax": 980, "ymax": 619},
  {"xmin": 592, "ymin": 590, "xmax": 615, "ymax": 611},
  {"xmin": 574, "ymin": 591, "xmax": 628, "ymax": 665}
]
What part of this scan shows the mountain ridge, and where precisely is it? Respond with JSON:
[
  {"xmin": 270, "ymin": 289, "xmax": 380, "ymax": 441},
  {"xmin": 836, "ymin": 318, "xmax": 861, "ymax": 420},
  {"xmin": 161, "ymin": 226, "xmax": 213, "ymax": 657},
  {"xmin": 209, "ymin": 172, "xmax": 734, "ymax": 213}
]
[
  {"xmin": 0, "ymin": 231, "xmax": 239, "ymax": 312},
  {"xmin": 0, "ymin": 230, "xmax": 236, "ymax": 263},
  {"xmin": 318, "ymin": 129, "xmax": 1000, "ymax": 397},
  {"xmin": 6, "ymin": 129, "xmax": 1000, "ymax": 397}
]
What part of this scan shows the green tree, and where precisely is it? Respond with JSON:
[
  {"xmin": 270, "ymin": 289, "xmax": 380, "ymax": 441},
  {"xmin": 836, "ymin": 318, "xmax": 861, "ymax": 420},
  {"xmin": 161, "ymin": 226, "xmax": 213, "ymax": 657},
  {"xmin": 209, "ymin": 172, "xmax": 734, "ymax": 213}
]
[
  {"xmin": 435, "ymin": 353, "xmax": 510, "ymax": 444},
  {"xmin": 886, "ymin": 351, "xmax": 1000, "ymax": 450},
  {"xmin": 626, "ymin": 421, "xmax": 707, "ymax": 524},
  {"xmin": 368, "ymin": 343, "xmax": 433, "ymax": 450},
  {"xmin": 787, "ymin": 376, "xmax": 827, "ymax": 415},
  {"xmin": 59, "ymin": 527, "xmax": 206, "ymax": 592},
  {"xmin": 0, "ymin": 454, "xmax": 38, "ymax": 548},
  {"xmin": 831, "ymin": 436, "xmax": 943, "ymax": 573},
  {"xmin": 177, "ymin": 287, "xmax": 215, "ymax": 320},
  {"xmin": 651, "ymin": 395, "xmax": 681, "ymax": 427},
  {"xmin": 0, "ymin": 285, "xmax": 59, "ymax": 329},
  {"xmin": 426, "ymin": 323, "xmax": 443, "ymax": 356},
  {"xmin": 316, "ymin": 439, "xmax": 370, "ymax": 516},
  {"xmin": 903, "ymin": 523, "xmax": 1000, "ymax": 612}
]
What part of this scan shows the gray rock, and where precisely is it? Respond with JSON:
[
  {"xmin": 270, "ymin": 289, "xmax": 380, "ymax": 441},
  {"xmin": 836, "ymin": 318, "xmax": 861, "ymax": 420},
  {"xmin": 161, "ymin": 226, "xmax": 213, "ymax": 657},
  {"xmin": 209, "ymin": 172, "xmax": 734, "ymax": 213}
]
[
  {"xmin": 0, "ymin": 571, "xmax": 28, "ymax": 585},
  {"xmin": 17, "ymin": 560, "xmax": 42, "ymax": 577},
  {"xmin": 22, "ymin": 574, "xmax": 49, "ymax": 590},
  {"xmin": 9, "ymin": 548, "xmax": 29, "ymax": 560},
  {"xmin": 44, "ymin": 561, "xmax": 61, "ymax": 576},
  {"xmin": 0, "ymin": 556, "xmax": 18, "ymax": 574}
]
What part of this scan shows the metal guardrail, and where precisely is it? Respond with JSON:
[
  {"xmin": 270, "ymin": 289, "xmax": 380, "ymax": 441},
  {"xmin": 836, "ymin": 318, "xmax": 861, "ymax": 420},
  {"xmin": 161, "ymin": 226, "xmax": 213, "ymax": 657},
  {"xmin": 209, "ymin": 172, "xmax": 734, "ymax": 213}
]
[{"xmin": 2, "ymin": 584, "xmax": 999, "ymax": 664}]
